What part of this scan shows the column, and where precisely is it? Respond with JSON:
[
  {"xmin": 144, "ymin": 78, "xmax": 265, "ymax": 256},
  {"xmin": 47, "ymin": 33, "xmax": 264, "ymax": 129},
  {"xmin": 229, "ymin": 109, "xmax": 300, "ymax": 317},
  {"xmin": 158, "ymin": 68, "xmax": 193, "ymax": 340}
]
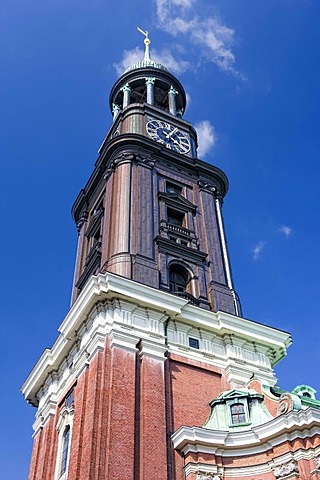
[
  {"xmin": 145, "ymin": 77, "xmax": 155, "ymax": 105},
  {"xmin": 121, "ymin": 83, "xmax": 131, "ymax": 108},
  {"xmin": 70, "ymin": 211, "xmax": 88, "ymax": 304},
  {"xmin": 105, "ymin": 332, "xmax": 138, "ymax": 480},
  {"xmin": 139, "ymin": 338, "xmax": 168, "ymax": 480},
  {"xmin": 112, "ymin": 103, "xmax": 120, "ymax": 120},
  {"xmin": 215, "ymin": 195, "xmax": 240, "ymax": 316},
  {"xmin": 168, "ymin": 86, "xmax": 178, "ymax": 115},
  {"xmin": 107, "ymin": 153, "xmax": 133, "ymax": 277}
]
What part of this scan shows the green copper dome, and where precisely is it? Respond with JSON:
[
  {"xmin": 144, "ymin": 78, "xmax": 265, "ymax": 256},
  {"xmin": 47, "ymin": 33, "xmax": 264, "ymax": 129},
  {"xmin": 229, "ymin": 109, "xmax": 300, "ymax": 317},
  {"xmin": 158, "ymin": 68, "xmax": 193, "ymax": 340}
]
[
  {"xmin": 124, "ymin": 59, "xmax": 169, "ymax": 74},
  {"xmin": 124, "ymin": 28, "xmax": 169, "ymax": 74}
]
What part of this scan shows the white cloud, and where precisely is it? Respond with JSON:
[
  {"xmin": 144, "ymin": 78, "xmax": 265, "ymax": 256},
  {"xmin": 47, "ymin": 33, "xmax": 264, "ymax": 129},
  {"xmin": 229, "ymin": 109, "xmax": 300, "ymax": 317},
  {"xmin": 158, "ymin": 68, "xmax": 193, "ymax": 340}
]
[
  {"xmin": 155, "ymin": 0, "xmax": 242, "ymax": 76},
  {"xmin": 114, "ymin": 46, "xmax": 190, "ymax": 76},
  {"xmin": 114, "ymin": 47, "xmax": 144, "ymax": 76},
  {"xmin": 153, "ymin": 48, "xmax": 191, "ymax": 73},
  {"xmin": 194, "ymin": 120, "xmax": 216, "ymax": 157},
  {"xmin": 185, "ymin": 92, "xmax": 191, "ymax": 112},
  {"xmin": 252, "ymin": 241, "xmax": 267, "ymax": 261},
  {"xmin": 279, "ymin": 225, "xmax": 293, "ymax": 239},
  {"xmin": 172, "ymin": 0, "xmax": 195, "ymax": 8}
]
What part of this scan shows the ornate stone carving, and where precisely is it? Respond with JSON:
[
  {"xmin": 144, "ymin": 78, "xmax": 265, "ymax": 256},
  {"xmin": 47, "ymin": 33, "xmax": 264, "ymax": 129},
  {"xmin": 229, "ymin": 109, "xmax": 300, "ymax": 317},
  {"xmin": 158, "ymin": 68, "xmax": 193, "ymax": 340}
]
[
  {"xmin": 198, "ymin": 180, "xmax": 221, "ymax": 198},
  {"xmin": 145, "ymin": 77, "xmax": 156, "ymax": 85},
  {"xmin": 112, "ymin": 129, "xmax": 120, "ymax": 138},
  {"xmin": 273, "ymin": 460, "xmax": 299, "ymax": 478},
  {"xmin": 112, "ymin": 152, "xmax": 135, "ymax": 167},
  {"xmin": 277, "ymin": 393, "xmax": 294, "ymax": 416},
  {"xmin": 315, "ymin": 456, "xmax": 320, "ymax": 469},
  {"xmin": 197, "ymin": 474, "xmax": 222, "ymax": 480},
  {"xmin": 76, "ymin": 210, "xmax": 88, "ymax": 232},
  {"xmin": 277, "ymin": 401, "xmax": 289, "ymax": 415},
  {"xmin": 135, "ymin": 154, "xmax": 155, "ymax": 168}
]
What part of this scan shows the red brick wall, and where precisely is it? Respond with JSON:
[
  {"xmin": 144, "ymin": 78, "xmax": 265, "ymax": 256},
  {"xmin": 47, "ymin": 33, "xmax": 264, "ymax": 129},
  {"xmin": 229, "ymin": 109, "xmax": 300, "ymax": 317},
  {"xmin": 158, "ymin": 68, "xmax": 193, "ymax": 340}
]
[
  {"xmin": 168, "ymin": 353, "xmax": 223, "ymax": 480},
  {"xmin": 28, "ymin": 414, "xmax": 58, "ymax": 480},
  {"xmin": 139, "ymin": 354, "xmax": 168, "ymax": 480},
  {"xmin": 28, "ymin": 343, "xmax": 320, "ymax": 480},
  {"xmin": 169, "ymin": 355, "xmax": 222, "ymax": 429}
]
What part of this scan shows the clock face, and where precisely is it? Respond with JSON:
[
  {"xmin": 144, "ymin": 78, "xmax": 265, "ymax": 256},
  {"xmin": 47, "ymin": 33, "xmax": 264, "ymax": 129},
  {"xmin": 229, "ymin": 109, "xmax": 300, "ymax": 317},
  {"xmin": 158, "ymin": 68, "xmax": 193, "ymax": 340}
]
[{"xmin": 146, "ymin": 120, "xmax": 191, "ymax": 154}]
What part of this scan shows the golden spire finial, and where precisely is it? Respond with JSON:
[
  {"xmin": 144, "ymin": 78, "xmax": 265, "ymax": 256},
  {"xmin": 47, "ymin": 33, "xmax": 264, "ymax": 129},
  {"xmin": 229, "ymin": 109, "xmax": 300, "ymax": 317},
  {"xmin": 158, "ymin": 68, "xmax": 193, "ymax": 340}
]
[
  {"xmin": 137, "ymin": 26, "xmax": 151, "ymax": 61},
  {"xmin": 137, "ymin": 26, "xmax": 150, "ymax": 45}
]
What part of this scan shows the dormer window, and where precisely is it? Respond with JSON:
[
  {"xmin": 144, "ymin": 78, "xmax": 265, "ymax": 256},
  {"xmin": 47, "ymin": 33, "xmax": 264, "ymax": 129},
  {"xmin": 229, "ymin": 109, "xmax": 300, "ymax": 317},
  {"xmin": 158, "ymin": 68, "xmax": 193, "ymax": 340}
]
[{"xmin": 230, "ymin": 403, "xmax": 246, "ymax": 424}]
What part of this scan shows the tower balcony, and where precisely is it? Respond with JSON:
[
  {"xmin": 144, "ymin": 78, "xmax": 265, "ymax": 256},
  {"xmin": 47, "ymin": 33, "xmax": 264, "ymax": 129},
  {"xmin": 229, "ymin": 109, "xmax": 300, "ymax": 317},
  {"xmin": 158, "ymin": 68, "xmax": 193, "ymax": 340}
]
[
  {"xmin": 173, "ymin": 291, "xmax": 200, "ymax": 306},
  {"xmin": 159, "ymin": 219, "xmax": 198, "ymax": 249}
]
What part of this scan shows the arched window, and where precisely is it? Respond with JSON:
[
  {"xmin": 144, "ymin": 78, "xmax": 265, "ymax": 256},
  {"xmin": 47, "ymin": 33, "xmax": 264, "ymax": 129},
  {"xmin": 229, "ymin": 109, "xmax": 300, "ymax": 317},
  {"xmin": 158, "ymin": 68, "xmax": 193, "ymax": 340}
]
[
  {"xmin": 230, "ymin": 403, "xmax": 246, "ymax": 424},
  {"xmin": 302, "ymin": 392, "xmax": 311, "ymax": 398},
  {"xmin": 169, "ymin": 264, "xmax": 189, "ymax": 293},
  {"xmin": 60, "ymin": 425, "xmax": 70, "ymax": 476}
]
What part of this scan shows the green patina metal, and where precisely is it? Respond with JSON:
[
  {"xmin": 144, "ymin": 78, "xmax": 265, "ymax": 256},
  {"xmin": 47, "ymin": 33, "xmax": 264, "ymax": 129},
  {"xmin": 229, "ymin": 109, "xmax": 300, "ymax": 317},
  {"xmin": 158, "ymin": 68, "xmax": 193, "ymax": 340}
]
[{"xmin": 204, "ymin": 388, "xmax": 273, "ymax": 432}]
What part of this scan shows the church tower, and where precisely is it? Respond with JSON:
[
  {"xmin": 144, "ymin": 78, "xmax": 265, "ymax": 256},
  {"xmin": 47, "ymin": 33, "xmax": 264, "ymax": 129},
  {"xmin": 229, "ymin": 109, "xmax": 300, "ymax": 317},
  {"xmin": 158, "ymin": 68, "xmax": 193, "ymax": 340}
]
[
  {"xmin": 70, "ymin": 31, "xmax": 240, "ymax": 316},
  {"xmin": 22, "ymin": 32, "xmax": 320, "ymax": 480}
]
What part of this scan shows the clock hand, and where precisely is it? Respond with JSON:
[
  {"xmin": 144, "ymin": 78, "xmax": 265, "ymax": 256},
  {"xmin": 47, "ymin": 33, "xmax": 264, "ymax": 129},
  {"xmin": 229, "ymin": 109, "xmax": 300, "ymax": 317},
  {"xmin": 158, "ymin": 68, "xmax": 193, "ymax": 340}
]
[{"xmin": 167, "ymin": 127, "xmax": 178, "ymax": 139}]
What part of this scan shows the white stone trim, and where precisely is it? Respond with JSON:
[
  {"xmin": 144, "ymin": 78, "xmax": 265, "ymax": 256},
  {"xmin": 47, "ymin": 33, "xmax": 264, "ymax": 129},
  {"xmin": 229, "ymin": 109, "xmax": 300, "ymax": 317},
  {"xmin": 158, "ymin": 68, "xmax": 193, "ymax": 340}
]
[
  {"xmin": 182, "ymin": 448, "xmax": 320, "ymax": 478},
  {"xmin": 110, "ymin": 329, "xmax": 138, "ymax": 352},
  {"xmin": 139, "ymin": 338, "xmax": 167, "ymax": 360},
  {"xmin": 54, "ymin": 405, "xmax": 74, "ymax": 480},
  {"xmin": 22, "ymin": 273, "xmax": 291, "ymax": 413},
  {"xmin": 172, "ymin": 407, "xmax": 320, "ymax": 457}
]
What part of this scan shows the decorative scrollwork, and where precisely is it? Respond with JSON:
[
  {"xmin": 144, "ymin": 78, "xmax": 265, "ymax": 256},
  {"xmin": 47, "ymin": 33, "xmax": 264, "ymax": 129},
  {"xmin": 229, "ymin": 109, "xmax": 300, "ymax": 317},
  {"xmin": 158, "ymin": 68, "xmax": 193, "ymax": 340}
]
[
  {"xmin": 196, "ymin": 473, "xmax": 222, "ymax": 480},
  {"xmin": 113, "ymin": 152, "xmax": 135, "ymax": 166},
  {"xmin": 135, "ymin": 154, "xmax": 155, "ymax": 168},
  {"xmin": 274, "ymin": 460, "xmax": 299, "ymax": 478},
  {"xmin": 277, "ymin": 393, "xmax": 294, "ymax": 416},
  {"xmin": 76, "ymin": 210, "xmax": 88, "ymax": 232},
  {"xmin": 277, "ymin": 401, "xmax": 289, "ymax": 415},
  {"xmin": 198, "ymin": 180, "xmax": 221, "ymax": 198}
]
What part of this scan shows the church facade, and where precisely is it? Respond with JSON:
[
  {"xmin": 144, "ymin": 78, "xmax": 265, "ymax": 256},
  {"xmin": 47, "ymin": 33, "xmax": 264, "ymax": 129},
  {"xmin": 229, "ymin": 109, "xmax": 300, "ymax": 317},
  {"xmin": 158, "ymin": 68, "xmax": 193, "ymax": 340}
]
[{"xmin": 22, "ymin": 34, "xmax": 320, "ymax": 480}]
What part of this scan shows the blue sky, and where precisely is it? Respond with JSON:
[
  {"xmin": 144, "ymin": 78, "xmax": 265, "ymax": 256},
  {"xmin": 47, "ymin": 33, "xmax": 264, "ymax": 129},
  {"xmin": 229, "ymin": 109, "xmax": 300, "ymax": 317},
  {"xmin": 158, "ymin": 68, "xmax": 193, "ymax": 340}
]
[{"xmin": 1, "ymin": 0, "xmax": 320, "ymax": 477}]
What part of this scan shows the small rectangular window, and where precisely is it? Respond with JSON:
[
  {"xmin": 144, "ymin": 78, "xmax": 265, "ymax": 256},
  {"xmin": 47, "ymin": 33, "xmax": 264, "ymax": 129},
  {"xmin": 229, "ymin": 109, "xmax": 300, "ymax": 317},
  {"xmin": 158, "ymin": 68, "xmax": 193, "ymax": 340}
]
[
  {"xmin": 230, "ymin": 403, "xmax": 246, "ymax": 424},
  {"xmin": 166, "ymin": 182, "xmax": 182, "ymax": 194},
  {"xmin": 189, "ymin": 337, "xmax": 199, "ymax": 349}
]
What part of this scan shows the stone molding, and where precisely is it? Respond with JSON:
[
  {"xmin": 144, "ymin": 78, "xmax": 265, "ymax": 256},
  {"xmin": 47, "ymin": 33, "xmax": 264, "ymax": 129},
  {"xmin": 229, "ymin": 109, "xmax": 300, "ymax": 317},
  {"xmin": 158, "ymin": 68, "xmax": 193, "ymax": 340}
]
[
  {"xmin": 273, "ymin": 460, "xmax": 299, "ymax": 478},
  {"xmin": 184, "ymin": 449, "xmax": 320, "ymax": 478},
  {"xmin": 198, "ymin": 180, "xmax": 222, "ymax": 199},
  {"xmin": 138, "ymin": 337, "xmax": 167, "ymax": 361},
  {"xmin": 54, "ymin": 404, "xmax": 74, "ymax": 480},
  {"xmin": 172, "ymin": 407, "xmax": 320, "ymax": 457},
  {"xmin": 22, "ymin": 273, "xmax": 291, "ymax": 414},
  {"xmin": 197, "ymin": 474, "xmax": 222, "ymax": 480}
]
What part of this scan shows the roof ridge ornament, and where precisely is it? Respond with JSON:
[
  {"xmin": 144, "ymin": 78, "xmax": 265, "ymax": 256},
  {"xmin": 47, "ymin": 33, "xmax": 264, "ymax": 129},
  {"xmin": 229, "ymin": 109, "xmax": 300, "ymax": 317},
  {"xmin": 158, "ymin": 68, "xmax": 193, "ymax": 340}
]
[
  {"xmin": 137, "ymin": 26, "xmax": 151, "ymax": 62},
  {"xmin": 122, "ymin": 28, "xmax": 168, "ymax": 73}
]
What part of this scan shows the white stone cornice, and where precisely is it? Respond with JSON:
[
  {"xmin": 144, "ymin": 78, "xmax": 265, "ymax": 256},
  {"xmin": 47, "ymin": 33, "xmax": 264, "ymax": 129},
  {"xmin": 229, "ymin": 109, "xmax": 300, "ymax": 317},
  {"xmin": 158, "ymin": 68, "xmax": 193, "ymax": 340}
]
[
  {"xmin": 182, "ymin": 306, "xmax": 291, "ymax": 359},
  {"xmin": 139, "ymin": 338, "xmax": 167, "ymax": 361},
  {"xmin": 172, "ymin": 407, "xmax": 320, "ymax": 457},
  {"xmin": 109, "ymin": 329, "xmax": 138, "ymax": 353},
  {"xmin": 22, "ymin": 273, "xmax": 291, "ymax": 407}
]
